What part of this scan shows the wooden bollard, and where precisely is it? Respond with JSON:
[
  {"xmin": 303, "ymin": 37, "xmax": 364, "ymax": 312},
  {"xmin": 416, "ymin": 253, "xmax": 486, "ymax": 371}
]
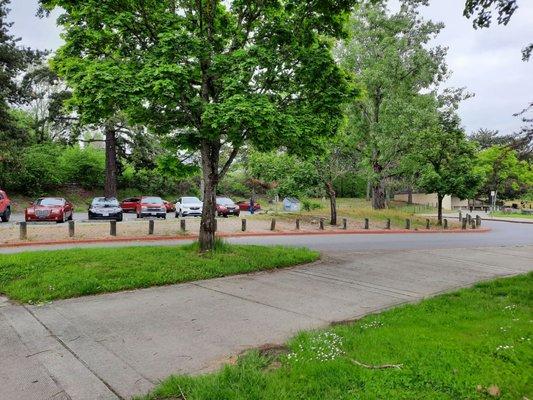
[
  {"xmin": 461, "ymin": 218, "xmax": 467, "ymax": 230},
  {"xmin": 295, "ymin": 219, "xmax": 300, "ymax": 230},
  {"xmin": 342, "ymin": 218, "xmax": 347, "ymax": 230},
  {"xmin": 471, "ymin": 220, "xmax": 476, "ymax": 229},
  {"xmin": 68, "ymin": 220, "xmax": 75, "ymax": 237},
  {"xmin": 241, "ymin": 218, "xmax": 246, "ymax": 232},
  {"xmin": 426, "ymin": 219, "xmax": 430, "ymax": 230},
  {"xmin": 148, "ymin": 220, "xmax": 154, "ymax": 235},
  {"xmin": 443, "ymin": 219, "xmax": 448, "ymax": 229},
  {"xmin": 476, "ymin": 215, "xmax": 481, "ymax": 227},
  {"xmin": 405, "ymin": 219, "xmax": 411, "ymax": 230},
  {"xmin": 458, "ymin": 211, "xmax": 462, "ymax": 221},
  {"xmin": 19, "ymin": 221, "xmax": 27, "ymax": 240},
  {"xmin": 180, "ymin": 219, "xmax": 186, "ymax": 231},
  {"xmin": 319, "ymin": 218, "xmax": 325, "ymax": 230},
  {"xmin": 110, "ymin": 220, "xmax": 117, "ymax": 236},
  {"xmin": 467, "ymin": 214, "xmax": 471, "ymax": 224},
  {"xmin": 364, "ymin": 218, "xmax": 369, "ymax": 229},
  {"xmin": 385, "ymin": 218, "xmax": 391, "ymax": 230},
  {"xmin": 270, "ymin": 218, "xmax": 276, "ymax": 231}
]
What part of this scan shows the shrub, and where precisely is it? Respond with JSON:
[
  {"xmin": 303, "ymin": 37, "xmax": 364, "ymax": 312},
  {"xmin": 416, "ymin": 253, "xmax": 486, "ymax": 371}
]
[
  {"xmin": 58, "ymin": 146, "xmax": 105, "ymax": 189},
  {"xmin": 302, "ymin": 198, "xmax": 322, "ymax": 211},
  {"xmin": 14, "ymin": 143, "xmax": 64, "ymax": 195}
]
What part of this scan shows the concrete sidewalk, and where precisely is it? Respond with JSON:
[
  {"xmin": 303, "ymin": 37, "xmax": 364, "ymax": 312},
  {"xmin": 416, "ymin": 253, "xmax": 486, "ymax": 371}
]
[{"xmin": 1, "ymin": 245, "xmax": 532, "ymax": 400}]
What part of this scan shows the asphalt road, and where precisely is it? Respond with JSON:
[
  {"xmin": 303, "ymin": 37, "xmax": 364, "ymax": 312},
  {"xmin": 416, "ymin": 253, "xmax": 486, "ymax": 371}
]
[{"xmin": 1, "ymin": 218, "xmax": 531, "ymax": 254}]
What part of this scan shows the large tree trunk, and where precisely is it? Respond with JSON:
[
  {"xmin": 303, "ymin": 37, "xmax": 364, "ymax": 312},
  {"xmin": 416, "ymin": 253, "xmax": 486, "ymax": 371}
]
[
  {"xmin": 199, "ymin": 141, "xmax": 220, "ymax": 252},
  {"xmin": 104, "ymin": 124, "xmax": 118, "ymax": 198},
  {"xmin": 437, "ymin": 193, "xmax": 444, "ymax": 225},
  {"xmin": 371, "ymin": 162, "xmax": 386, "ymax": 209},
  {"xmin": 325, "ymin": 181, "xmax": 337, "ymax": 225}
]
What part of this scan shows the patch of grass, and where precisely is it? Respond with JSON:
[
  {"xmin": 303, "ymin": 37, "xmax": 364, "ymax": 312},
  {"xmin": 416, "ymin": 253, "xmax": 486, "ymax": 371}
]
[
  {"xmin": 490, "ymin": 211, "xmax": 533, "ymax": 220},
  {"xmin": 256, "ymin": 198, "xmax": 447, "ymax": 229},
  {"xmin": 141, "ymin": 273, "xmax": 533, "ymax": 400},
  {"xmin": 0, "ymin": 243, "xmax": 319, "ymax": 303}
]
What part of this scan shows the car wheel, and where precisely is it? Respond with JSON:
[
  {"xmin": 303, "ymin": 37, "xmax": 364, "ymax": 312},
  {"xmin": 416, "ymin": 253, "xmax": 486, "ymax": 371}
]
[
  {"xmin": 175, "ymin": 212, "xmax": 179, "ymax": 218},
  {"xmin": 0, "ymin": 207, "xmax": 10, "ymax": 222},
  {"xmin": 117, "ymin": 214, "xmax": 123, "ymax": 222},
  {"xmin": 137, "ymin": 213, "xmax": 141, "ymax": 219},
  {"xmin": 68, "ymin": 212, "xmax": 73, "ymax": 221},
  {"xmin": 162, "ymin": 214, "xmax": 166, "ymax": 220}
]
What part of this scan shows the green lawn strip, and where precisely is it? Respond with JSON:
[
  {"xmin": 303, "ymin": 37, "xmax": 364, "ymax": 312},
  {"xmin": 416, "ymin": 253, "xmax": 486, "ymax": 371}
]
[
  {"xmin": 489, "ymin": 212, "xmax": 533, "ymax": 220},
  {"xmin": 0, "ymin": 243, "xmax": 319, "ymax": 303},
  {"xmin": 140, "ymin": 273, "xmax": 533, "ymax": 400}
]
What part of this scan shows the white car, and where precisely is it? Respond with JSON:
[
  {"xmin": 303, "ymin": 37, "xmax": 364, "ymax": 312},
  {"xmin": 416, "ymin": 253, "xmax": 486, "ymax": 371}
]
[{"xmin": 175, "ymin": 196, "xmax": 203, "ymax": 217}]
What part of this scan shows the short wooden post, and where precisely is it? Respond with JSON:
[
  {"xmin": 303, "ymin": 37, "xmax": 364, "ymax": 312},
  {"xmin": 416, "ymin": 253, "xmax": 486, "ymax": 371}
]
[
  {"xmin": 148, "ymin": 220, "xmax": 154, "ymax": 235},
  {"xmin": 180, "ymin": 219, "xmax": 186, "ymax": 232},
  {"xmin": 425, "ymin": 219, "xmax": 430, "ymax": 230},
  {"xmin": 461, "ymin": 218, "xmax": 467, "ymax": 230},
  {"xmin": 466, "ymin": 214, "xmax": 471, "ymax": 225},
  {"xmin": 385, "ymin": 218, "xmax": 391, "ymax": 230},
  {"xmin": 476, "ymin": 215, "xmax": 481, "ymax": 227},
  {"xmin": 471, "ymin": 220, "xmax": 476, "ymax": 229},
  {"xmin": 405, "ymin": 219, "xmax": 411, "ymax": 230},
  {"xmin": 458, "ymin": 210, "xmax": 462, "ymax": 221},
  {"xmin": 342, "ymin": 218, "xmax": 347, "ymax": 230},
  {"xmin": 295, "ymin": 219, "xmax": 300, "ymax": 230},
  {"xmin": 443, "ymin": 219, "xmax": 448, "ymax": 229},
  {"xmin": 270, "ymin": 218, "xmax": 276, "ymax": 231},
  {"xmin": 319, "ymin": 218, "xmax": 325, "ymax": 230},
  {"xmin": 364, "ymin": 218, "xmax": 369, "ymax": 230},
  {"xmin": 110, "ymin": 220, "xmax": 117, "ymax": 236},
  {"xmin": 68, "ymin": 220, "xmax": 75, "ymax": 237},
  {"xmin": 241, "ymin": 218, "xmax": 246, "ymax": 232},
  {"xmin": 19, "ymin": 222, "xmax": 27, "ymax": 240}
]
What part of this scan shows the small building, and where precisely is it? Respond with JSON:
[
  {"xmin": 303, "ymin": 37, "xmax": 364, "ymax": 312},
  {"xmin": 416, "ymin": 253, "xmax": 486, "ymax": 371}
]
[{"xmin": 283, "ymin": 197, "xmax": 301, "ymax": 212}]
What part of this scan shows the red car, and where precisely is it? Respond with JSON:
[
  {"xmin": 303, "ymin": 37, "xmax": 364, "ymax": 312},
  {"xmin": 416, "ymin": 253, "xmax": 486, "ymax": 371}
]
[
  {"xmin": 120, "ymin": 197, "xmax": 140, "ymax": 213},
  {"xmin": 0, "ymin": 189, "xmax": 11, "ymax": 222},
  {"xmin": 236, "ymin": 200, "xmax": 261, "ymax": 212},
  {"xmin": 216, "ymin": 197, "xmax": 240, "ymax": 217},
  {"xmin": 25, "ymin": 197, "xmax": 74, "ymax": 223},
  {"xmin": 163, "ymin": 200, "xmax": 175, "ymax": 213},
  {"xmin": 136, "ymin": 196, "xmax": 167, "ymax": 219}
]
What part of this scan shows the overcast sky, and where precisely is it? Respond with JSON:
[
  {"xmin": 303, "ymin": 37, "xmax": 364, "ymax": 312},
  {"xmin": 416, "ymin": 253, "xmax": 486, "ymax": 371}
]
[{"xmin": 8, "ymin": 0, "xmax": 533, "ymax": 135}]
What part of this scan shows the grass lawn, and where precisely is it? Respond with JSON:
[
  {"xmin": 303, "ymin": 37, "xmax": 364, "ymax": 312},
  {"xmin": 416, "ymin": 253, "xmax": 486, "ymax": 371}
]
[
  {"xmin": 0, "ymin": 243, "xmax": 319, "ymax": 303},
  {"xmin": 141, "ymin": 273, "xmax": 533, "ymax": 400},
  {"xmin": 256, "ymin": 198, "xmax": 447, "ymax": 229},
  {"xmin": 490, "ymin": 211, "xmax": 533, "ymax": 220}
]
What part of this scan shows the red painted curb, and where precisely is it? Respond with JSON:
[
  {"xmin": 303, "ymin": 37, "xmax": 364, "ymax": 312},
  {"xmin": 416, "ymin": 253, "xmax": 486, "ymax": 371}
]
[{"xmin": 0, "ymin": 227, "xmax": 491, "ymax": 249}]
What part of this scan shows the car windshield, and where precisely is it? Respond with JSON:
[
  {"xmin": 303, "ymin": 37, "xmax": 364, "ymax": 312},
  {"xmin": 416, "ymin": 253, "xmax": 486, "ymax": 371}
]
[
  {"xmin": 217, "ymin": 197, "xmax": 234, "ymax": 206},
  {"xmin": 92, "ymin": 198, "xmax": 119, "ymax": 207},
  {"xmin": 182, "ymin": 197, "xmax": 201, "ymax": 204},
  {"xmin": 36, "ymin": 198, "xmax": 64, "ymax": 206},
  {"xmin": 142, "ymin": 197, "xmax": 163, "ymax": 204}
]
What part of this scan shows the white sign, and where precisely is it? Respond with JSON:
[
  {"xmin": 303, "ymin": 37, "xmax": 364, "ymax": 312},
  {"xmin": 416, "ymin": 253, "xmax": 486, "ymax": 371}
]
[{"xmin": 490, "ymin": 191, "xmax": 496, "ymax": 197}]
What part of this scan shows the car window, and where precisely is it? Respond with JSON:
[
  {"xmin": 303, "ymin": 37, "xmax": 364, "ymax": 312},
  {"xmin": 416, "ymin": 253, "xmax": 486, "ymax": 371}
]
[
  {"xmin": 182, "ymin": 197, "xmax": 201, "ymax": 204},
  {"xmin": 217, "ymin": 197, "xmax": 234, "ymax": 206},
  {"xmin": 92, "ymin": 198, "xmax": 119, "ymax": 207},
  {"xmin": 142, "ymin": 196, "xmax": 163, "ymax": 203},
  {"xmin": 36, "ymin": 198, "xmax": 64, "ymax": 206}
]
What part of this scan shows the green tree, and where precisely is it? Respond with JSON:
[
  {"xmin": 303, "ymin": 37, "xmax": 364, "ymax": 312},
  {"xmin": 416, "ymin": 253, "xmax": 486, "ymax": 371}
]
[
  {"xmin": 41, "ymin": 0, "xmax": 356, "ymax": 251},
  {"xmin": 0, "ymin": 0, "xmax": 42, "ymax": 187},
  {"xmin": 474, "ymin": 145, "xmax": 533, "ymax": 201},
  {"xmin": 409, "ymin": 111, "xmax": 480, "ymax": 224},
  {"xmin": 338, "ymin": 0, "xmax": 447, "ymax": 209}
]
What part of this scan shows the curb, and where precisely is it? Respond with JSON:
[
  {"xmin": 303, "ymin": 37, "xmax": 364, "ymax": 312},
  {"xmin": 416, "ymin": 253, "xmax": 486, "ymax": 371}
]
[{"xmin": 0, "ymin": 227, "xmax": 491, "ymax": 249}]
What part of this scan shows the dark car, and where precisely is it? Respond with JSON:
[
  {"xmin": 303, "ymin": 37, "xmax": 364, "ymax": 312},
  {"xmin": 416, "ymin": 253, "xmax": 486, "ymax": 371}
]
[
  {"xmin": 88, "ymin": 197, "xmax": 123, "ymax": 221},
  {"xmin": 0, "ymin": 189, "xmax": 11, "ymax": 222},
  {"xmin": 120, "ymin": 197, "xmax": 140, "ymax": 213},
  {"xmin": 136, "ymin": 196, "xmax": 167, "ymax": 219},
  {"xmin": 216, "ymin": 197, "xmax": 240, "ymax": 217},
  {"xmin": 235, "ymin": 200, "xmax": 261, "ymax": 212},
  {"xmin": 25, "ymin": 197, "xmax": 74, "ymax": 223}
]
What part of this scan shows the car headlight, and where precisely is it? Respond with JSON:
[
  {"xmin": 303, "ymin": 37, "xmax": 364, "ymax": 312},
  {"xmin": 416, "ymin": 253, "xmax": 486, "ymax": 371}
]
[{"xmin": 141, "ymin": 206, "xmax": 148, "ymax": 211}]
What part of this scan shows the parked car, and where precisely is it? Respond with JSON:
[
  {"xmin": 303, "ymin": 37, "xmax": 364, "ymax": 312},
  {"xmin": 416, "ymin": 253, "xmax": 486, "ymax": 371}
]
[
  {"xmin": 0, "ymin": 189, "xmax": 11, "ymax": 222},
  {"xmin": 120, "ymin": 197, "xmax": 140, "ymax": 213},
  {"xmin": 88, "ymin": 197, "xmax": 123, "ymax": 221},
  {"xmin": 163, "ymin": 200, "xmax": 175, "ymax": 213},
  {"xmin": 136, "ymin": 196, "xmax": 167, "ymax": 219},
  {"xmin": 175, "ymin": 196, "xmax": 203, "ymax": 217},
  {"xmin": 216, "ymin": 197, "xmax": 240, "ymax": 217},
  {"xmin": 25, "ymin": 197, "xmax": 74, "ymax": 223},
  {"xmin": 236, "ymin": 200, "xmax": 261, "ymax": 212}
]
